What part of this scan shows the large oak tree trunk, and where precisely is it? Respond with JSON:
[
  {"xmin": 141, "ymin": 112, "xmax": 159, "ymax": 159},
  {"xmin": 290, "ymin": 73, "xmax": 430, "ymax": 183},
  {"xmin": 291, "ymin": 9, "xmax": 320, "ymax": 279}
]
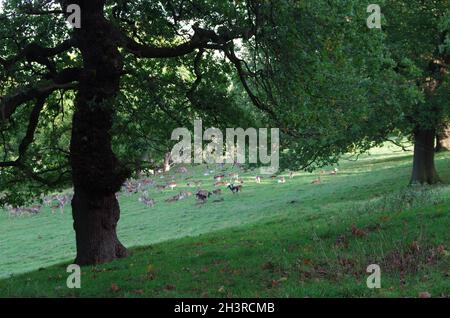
[
  {"xmin": 436, "ymin": 126, "xmax": 450, "ymax": 152},
  {"xmin": 410, "ymin": 128, "xmax": 441, "ymax": 185},
  {"xmin": 69, "ymin": 1, "xmax": 130, "ymax": 265},
  {"xmin": 72, "ymin": 189, "xmax": 128, "ymax": 265}
]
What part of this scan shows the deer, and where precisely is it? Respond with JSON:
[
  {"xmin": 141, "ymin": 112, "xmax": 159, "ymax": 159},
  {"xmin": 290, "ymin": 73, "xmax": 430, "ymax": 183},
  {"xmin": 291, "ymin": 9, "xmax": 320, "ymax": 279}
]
[
  {"xmin": 212, "ymin": 189, "xmax": 222, "ymax": 195},
  {"xmin": 179, "ymin": 191, "xmax": 193, "ymax": 198},
  {"xmin": 5, "ymin": 205, "xmax": 19, "ymax": 217},
  {"xmin": 214, "ymin": 174, "xmax": 225, "ymax": 182},
  {"xmin": 141, "ymin": 178, "xmax": 154, "ymax": 187},
  {"xmin": 320, "ymin": 168, "xmax": 339, "ymax": 175},
  {"xmin": 168, "ymin": 191, "xmax": 193, "ymax": 202},
  {"xmin": 22, "ymin": 205, "xmax": 42, "ymax": 215},
  {"xmin": 167, "ymin": 182, "xmax": 177, "ymax": 190},
  {"xmin": 139, "ymin": 192, "xmax": 156, "ymax": 207},
  {"xmin": 156, "ymin": 184, "xmax": 167, "ymax": 191},
  {"xmin": 289, "ymin": 172, "xmax": 294, "ymax": 179},
  {"xmin": 196, "ymin": 190, "xmax": 212, "ymax": 203},
  {"xmin": 255, "ymin": 176, "xmax": 261, "ymax": 184},
  {"xmin": 42, "ymin": 195, "xmax": 53, "ymax": 207},
  {"xmin": 122, "ymin": 180, "xmax": 140, "ymax": 195},
  {"xmin": 228, "ymin": 184, "xmax": 242, "ymax": 194},
  {"xmin": 278, "ymin": 177, "xmax": 286, "ymax": 184},
  {"xmin": 165, "ymin": 194, "xmax": 181, "ymax": 203},
  {"xmin": 187, "ymin": 180, "xmax": 202, "ymax": 187},
  {"xmin": 214, "ymin": 181, "xmax": 228, "ymax": 187},
  {"xmin": 52, "ymin": 194, "xmax": 71, "ymax": 214}
]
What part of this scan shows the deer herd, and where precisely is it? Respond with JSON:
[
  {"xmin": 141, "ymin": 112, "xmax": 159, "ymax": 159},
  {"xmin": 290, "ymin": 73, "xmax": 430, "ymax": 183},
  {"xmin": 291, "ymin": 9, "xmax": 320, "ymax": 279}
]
[
  {"xmin": 1, "ymin": 164, "xmax": 340, "ymax": 216},
  {"xmin": 4, "ymin": 192, "xmax": 73, "ymax": 217}
]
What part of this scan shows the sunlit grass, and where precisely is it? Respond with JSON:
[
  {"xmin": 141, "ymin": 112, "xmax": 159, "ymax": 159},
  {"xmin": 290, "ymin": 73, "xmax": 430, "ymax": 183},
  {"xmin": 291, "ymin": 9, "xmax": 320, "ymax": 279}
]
[{"xmin": 0, "ymin": 144, "xmax": 449, "ymax": 297}]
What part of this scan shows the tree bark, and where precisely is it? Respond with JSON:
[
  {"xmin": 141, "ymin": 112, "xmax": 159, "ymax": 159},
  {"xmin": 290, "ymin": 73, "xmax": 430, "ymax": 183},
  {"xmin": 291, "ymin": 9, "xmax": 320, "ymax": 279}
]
[
  {"xmin": 410, "ymin": 128, "xmax": 441, "ymax": 185},
  {"xmin": 436, "ymin": 126, "xmax": 450, "ymax": 152},
  {"xmin": 163, "ymin": 152, "xmax": 172, "ymax": 172},
  {"xmin": 69, "ymin": 1, "xmax": 130, "ymax": 265},
  {"xmin": 72, "ymin": 189, "xmax": 128, "ymax": 265}
]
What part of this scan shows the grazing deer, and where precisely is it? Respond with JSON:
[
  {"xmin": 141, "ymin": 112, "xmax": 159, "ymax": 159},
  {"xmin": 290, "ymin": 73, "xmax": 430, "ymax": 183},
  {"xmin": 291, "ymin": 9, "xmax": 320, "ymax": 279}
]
[
  {"xmin": 139, "ymin": 193, "xmax": 156, "ymax": 207},
  {"xmin": 183, "ymin": 191, "xmax": 193, "ymax": 197},
  {"xmin": 278, "ymin": 177, "xmax": 286, "ymax": 184},
  {"xmin": 42, "ymin": 195, "xmax": 53, "ymax": 207},
  {"xmin": 167, "ymin": 182, "xmax": 177, "ymax": 190},
  {"xmin": 55, "ymin": 194, "xmax": 71, "ymax": 214},
  {"xmin": 122, "ymin": 180, "xmax": 140, "ymax": 195},
  {"xmin": 228, "ymin": 184, "xmax": 242, "ymax": 194},
  {"xmin": 255, "ymin": 176, "xmax": 261, "ymax": 184},
  {"xmin": 188, "ymin": 180, "xmax": 202, "ymax": 187},
  {"xmin": 320, "ymin": 168, "xmax": 339, "ymax": 175},
  {"xmin": 5, "ymin": 205, "xmax": 19, "ymax": 217},
  {"xmin": 196, "ymin": 190, "xmax": 212, "ymax": 203},
  {"xmin": 174, "ymin": 191, "xmax": 193, "ymax": 201},
  {"xmin": 214, "ymin": 174, "xmax": 225, "ymax": 181},
  {"xmin": 214, "ymin": 181, "xmax": 228, "ymax": 187},
  {"xmin": 23, "ymin": 205, "xmax": 42, "ymax": 215},
  {"xmin": 156, "ymin": 184, "xmax": 167, "ymax": 191},
  {"xmin": 141, "ymin": 178, "xmax": 154, "ymax": 187},
  {"xmin": 165, "ymin": 194, "xmax": 181, "ymax": 203}
]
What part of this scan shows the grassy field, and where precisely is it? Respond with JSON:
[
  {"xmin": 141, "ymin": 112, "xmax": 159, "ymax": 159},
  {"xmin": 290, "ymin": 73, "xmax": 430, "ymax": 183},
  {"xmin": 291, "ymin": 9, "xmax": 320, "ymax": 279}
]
[{"xmin": 0, "ymin": 143, "xmax": 449, "ymax": 297}]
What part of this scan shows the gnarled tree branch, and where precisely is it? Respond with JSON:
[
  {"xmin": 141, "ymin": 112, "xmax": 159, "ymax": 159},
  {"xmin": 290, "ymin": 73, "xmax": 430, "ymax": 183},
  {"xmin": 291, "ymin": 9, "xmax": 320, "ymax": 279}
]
[
  {"xmin": 0, "ymin": 68, "xmax": 80, "ymax": 121},
  {"xmin": 116, "ymin": 23, "xmax": 250, "ymax": 59},
  {"xmin": 0, "ymin": 38, "xmax": 76, "ymax": 71}
]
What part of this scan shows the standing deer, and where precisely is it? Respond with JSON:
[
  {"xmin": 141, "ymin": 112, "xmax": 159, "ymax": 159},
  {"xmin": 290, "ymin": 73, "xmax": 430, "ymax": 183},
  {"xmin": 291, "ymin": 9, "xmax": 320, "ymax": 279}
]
[
  {"xmin": 228, "ymin": 184, "xmax": 242, "ymax": 194},
  {"xmin": 139, "ymin": 192, "xmax": 156, "ymax": 208}
]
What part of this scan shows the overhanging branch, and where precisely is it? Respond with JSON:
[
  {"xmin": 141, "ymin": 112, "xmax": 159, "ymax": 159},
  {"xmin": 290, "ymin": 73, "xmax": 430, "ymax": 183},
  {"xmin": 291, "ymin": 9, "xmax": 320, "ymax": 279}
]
[
  {"xmin": 223, "ymin": 45, "xmax": 277, "ymax": 119},
  {"xmin": 0, "ymin": 68, "xmax": 80, "ymax": 122},
  {"xmin": 0, "ymin": 94, "xmax": 48, "ymax": 168},
  {"xmin": 0, "ymin": 38, "xmax": 75, "ymax": 71},
  {"xmin": 116, "ymin": 23, "xmax": 251, "ymax": 59}
]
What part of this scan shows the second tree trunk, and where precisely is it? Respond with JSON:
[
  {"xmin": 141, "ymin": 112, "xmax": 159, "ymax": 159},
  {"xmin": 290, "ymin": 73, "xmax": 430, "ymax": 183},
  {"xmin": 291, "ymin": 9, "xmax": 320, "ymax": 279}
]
[{"xmin": 410, "ymin": 129, "xmax": 441, "ymax": 185}]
